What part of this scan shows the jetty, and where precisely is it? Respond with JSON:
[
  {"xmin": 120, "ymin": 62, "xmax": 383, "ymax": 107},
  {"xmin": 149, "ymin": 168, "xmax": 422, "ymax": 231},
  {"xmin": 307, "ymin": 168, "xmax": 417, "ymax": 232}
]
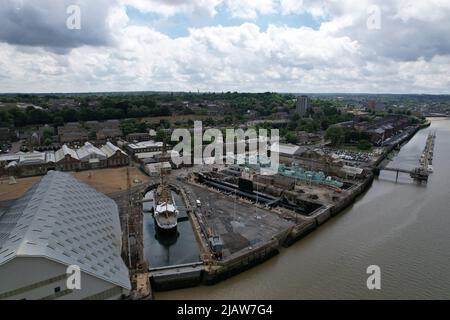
[{"xmin": 379, "ymin": 132, "xmax": 436, "ymax": 183}]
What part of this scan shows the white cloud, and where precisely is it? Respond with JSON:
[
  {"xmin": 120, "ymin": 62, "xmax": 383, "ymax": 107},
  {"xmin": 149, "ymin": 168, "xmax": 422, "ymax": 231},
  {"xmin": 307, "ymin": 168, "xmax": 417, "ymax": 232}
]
[
  {"xmin": 225, "ymin": 0, "xmax": 277, "ymax": 20},
  {"xmin": 119, "ymin": 0, "xmax": 223, "ymax": 17},
  {"xmin": 1, "ymin": 1, "xmax": 450, "ymax": 93}
]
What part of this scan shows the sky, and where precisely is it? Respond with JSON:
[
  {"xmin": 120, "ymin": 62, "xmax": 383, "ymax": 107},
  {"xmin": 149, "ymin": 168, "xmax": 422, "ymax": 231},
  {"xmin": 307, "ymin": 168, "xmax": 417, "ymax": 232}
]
[{"xmin": 1, "ymin": 0, "xmax": 450, "ymax": 94}]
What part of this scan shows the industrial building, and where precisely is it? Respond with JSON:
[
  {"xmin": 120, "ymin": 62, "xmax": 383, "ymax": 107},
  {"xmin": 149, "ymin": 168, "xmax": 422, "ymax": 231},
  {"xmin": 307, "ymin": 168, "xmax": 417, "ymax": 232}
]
[
  {"xmin": 0, "ymin": 142, "xmax": 129, "ymax": 177},
  {"xmin": 0, "ymin": 171, "xmax": 131, "ymax": 300},
  {"xmin": 125, "ymin": 141, "xmax": 163, "ymax": 155}
]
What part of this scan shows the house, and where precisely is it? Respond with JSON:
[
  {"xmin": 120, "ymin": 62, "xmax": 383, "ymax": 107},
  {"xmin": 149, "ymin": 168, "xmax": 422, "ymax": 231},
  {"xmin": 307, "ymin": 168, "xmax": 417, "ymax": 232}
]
[
  {"xmin": 96, "ymin": 128, "xmax": 123, "ymax": 142},
  {"xmin": 58, "ymin": 124, "xmax": 89, "ymax": 144},
  {"xmin": 126, "ymin": 132, "xmax": 151, "ymax": 143}
]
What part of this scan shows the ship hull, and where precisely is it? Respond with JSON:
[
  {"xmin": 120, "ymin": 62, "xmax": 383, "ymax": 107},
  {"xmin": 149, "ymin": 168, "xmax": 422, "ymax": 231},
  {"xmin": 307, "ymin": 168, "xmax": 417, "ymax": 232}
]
[{"xmin": 154, "ymin": 219, "xmax": 178, "ymax": 234}]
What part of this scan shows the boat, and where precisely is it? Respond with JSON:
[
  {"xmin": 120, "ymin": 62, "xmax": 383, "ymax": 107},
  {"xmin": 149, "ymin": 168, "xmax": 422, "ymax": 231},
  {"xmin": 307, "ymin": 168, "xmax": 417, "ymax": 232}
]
[
  {"xmin": 154, "ymin": 200, "xmax": 179, "ymax": 232},
  {"xmin": 153, "ymin": 140, "xmax": 178, "ymax": 232}
]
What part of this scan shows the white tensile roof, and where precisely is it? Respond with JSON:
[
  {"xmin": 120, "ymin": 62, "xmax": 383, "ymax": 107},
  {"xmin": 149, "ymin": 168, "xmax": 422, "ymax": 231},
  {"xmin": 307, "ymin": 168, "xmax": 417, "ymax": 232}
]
[
  {"xmin": 76, "ymin": 142, "xmax": 107, "ymax": 162},
  {"xmin": 100, "ymin": 142, "xmax": 127, "ymax": 158},
  {"xmin": 0, "ymin": 171, "xmax": 131, "ymax": 290},
  {"xmin": 18, "ymin": 152, "xmax": 47, "ymax": 165},
  {"xmin": 55, "ymin": 145, "xmax": 79, "ymax": 163}
]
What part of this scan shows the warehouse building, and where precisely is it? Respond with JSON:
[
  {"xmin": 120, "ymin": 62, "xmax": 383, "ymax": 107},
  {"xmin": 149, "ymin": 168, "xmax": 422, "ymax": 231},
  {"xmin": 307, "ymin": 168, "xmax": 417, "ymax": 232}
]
[
  {"xmin": 0, "ymin": 171, "xmax": 131, "ymax": 300},
  {"xmin": 125, "ymin": 141, "xmax": 163, "ymax": 155},
  {"xmin": 100, "ymin": 142, "xmax": 129, "ymax": 167},
  {"xmin": 0, "ymin": 142, "xmax": 129, "ymax": 177}
]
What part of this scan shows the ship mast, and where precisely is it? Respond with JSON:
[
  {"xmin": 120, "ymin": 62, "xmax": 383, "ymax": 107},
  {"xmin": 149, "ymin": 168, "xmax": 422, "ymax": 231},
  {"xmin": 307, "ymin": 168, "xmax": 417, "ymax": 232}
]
[{"xmin": 159, "ymin": 136, "xmax": 170, "ymax": 205}]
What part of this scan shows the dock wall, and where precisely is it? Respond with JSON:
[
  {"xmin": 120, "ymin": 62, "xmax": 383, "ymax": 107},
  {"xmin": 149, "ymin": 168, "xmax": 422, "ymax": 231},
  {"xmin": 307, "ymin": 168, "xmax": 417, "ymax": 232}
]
[{"xmin": 148, "ymin": 123, "xmax": 426, "ymax": 294}]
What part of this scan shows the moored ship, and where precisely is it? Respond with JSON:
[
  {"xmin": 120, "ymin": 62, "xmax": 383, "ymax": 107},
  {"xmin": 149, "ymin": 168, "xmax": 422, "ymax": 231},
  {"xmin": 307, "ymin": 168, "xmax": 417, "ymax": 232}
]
[{"xmin": 153, "ymin": 141, "xmax": 178, "ymax": 232}]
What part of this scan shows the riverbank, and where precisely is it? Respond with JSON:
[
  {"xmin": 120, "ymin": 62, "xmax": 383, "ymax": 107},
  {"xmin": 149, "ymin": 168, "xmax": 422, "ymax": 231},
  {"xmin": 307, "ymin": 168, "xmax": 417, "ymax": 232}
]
[
  {"xmin": 157, "ymin": 119, "xmax": 450, "ymax": 300},
  {"xmin": 150, "ymin": 123, "xmax": 428, "ymax": 294}
]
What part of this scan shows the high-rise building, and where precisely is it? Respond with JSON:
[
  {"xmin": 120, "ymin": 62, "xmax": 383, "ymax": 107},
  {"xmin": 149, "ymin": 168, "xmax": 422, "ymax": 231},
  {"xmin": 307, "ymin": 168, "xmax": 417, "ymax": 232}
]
[{"xmin": 296, "ymin": 96, "xmax": 309, "ymax": 116}]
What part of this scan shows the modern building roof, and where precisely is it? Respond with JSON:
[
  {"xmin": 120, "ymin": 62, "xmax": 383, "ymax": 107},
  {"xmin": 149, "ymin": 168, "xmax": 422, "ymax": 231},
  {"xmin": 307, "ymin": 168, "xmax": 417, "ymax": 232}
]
[{"xmin": 0, "ymin": 171, "xmax": 131, "ymax": 290}]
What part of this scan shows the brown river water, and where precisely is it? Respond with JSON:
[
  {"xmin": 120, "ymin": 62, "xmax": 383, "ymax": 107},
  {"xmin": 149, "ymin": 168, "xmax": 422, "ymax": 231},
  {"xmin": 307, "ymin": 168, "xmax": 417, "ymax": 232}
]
[{"xmin": 156, "ymin": 118, "xmax": 450, "ymax": 300}]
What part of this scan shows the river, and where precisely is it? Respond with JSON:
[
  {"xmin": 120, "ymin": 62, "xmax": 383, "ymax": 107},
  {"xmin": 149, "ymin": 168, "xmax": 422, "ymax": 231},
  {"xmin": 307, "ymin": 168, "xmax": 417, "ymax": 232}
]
[{"xmin": 156, "ymin": 118, "xmax": 450, "ymax": 300}]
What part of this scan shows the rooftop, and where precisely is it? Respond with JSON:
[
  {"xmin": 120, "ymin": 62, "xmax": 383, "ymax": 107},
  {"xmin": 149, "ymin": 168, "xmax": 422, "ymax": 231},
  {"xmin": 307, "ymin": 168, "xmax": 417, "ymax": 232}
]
[
  {"xmin": 0, "ymin": 171, "xmax": 131, "ymax": 290},
  {"xmin": 127, "ymin": 141, "xmax": 163, "ymax": 149}
]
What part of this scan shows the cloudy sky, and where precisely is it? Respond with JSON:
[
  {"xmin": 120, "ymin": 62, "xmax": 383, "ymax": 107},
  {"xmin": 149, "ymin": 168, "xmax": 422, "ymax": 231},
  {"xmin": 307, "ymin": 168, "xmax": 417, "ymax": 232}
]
[{"xmin": 1, "ymin": 0, "xmax": 450, "ymax": 94}]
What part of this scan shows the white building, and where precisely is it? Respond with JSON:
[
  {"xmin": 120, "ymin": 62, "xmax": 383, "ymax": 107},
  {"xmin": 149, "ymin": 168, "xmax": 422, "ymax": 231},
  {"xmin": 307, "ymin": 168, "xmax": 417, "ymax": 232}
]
[
  {"xmin": 126, "ymin": 141, "xmax": 163, "ymax": 155},
  {"xmin": 271, "ymin": 142, "xmax": 306, "ymax": 158},
  {"xmin": 0, "ymin": 171, "xmax": 131, "ymax": 300}
]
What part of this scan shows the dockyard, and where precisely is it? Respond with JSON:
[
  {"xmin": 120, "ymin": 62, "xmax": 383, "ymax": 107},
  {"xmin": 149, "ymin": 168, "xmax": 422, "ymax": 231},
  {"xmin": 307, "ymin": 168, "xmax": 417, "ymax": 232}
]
[{"xmin": 0, "ymin": 121, "xmax": 435, "ymax": 299}]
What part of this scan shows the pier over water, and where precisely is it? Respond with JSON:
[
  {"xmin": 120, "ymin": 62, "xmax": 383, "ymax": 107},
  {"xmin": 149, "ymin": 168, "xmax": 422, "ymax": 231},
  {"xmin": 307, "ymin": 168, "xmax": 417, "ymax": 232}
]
[{"xmin": 379, "ymin": 131, "xmax": 436, "ymax": 182}]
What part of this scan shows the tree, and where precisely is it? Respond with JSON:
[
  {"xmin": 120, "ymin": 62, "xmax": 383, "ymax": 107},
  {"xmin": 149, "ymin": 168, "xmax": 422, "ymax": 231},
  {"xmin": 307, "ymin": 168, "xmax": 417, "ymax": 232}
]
[
  {"xmin": 155, "ymin": 129, "xmax": 167, "ymax": 143},
  {"xmin": 285, "ymin": 131, "xmax": 299, "ymax": 144},
  {"xmin": 9, "ymin": 108, "xmax": 27, "ymax": 127},
  {"xmin": 325, "ymin": 126, "xmax": 345, "ymax": 146},
  {"xmin": 53, "ymin": 116, "xmax": 64, "ymax": 127},
  {"xmin": 321, "ymin": 119, "xmax": 330, "ymax": 130},
  {"xmin": 358, "ymin": 139, "xmax": 372, "ymax": 151},
  {"xmin": 42, "ymin": 128, "xmax": 54, "ymax": 141}
]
